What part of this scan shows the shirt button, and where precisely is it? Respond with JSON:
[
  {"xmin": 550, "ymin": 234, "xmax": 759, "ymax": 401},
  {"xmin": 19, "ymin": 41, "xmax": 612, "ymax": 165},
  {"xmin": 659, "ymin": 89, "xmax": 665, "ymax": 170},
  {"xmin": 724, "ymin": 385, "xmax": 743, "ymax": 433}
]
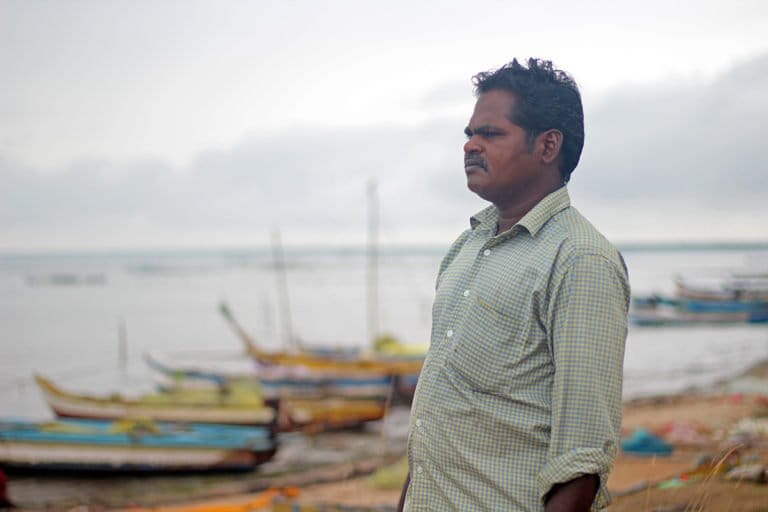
[
  {"xmin": 416, "ymin": 419, "xmax": 422, "ymax": 427},
  {"xmin": 483, "ymin": 249, "xmax": 491, "ymax": 256},
  {"xmin": 417, "ymin": 465, "xmax": 424, "ymax": 474},
  {"xmin": 446, "ymin": 329, "xmax": 453, "ymax": 338},
  {"xmin": 463, "ymin": 290, "xmax": 470, "ymax": 297}
]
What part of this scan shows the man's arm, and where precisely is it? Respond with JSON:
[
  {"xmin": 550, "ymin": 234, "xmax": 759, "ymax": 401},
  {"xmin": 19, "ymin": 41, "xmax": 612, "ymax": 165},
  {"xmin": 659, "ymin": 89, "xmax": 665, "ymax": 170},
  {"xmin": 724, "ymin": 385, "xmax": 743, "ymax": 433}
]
[
  {"xmin": 397, "ymin": 472, "xmax": 410, "ymax": 512},
  {"xmin": 544, "ymin": 474, "xmax": 599, "ymax": 512},
  {"xmin": 537, "ymin": 253, "xmax": 629, "ymax": 508}
]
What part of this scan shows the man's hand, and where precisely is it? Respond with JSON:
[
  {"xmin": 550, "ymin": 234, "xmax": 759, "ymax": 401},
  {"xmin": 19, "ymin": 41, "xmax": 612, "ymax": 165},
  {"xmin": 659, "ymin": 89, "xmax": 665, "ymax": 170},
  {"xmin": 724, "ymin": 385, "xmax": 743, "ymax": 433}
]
[{"xmin": 544, "ymin": 474, "xmax": 599, "ymax": 512}]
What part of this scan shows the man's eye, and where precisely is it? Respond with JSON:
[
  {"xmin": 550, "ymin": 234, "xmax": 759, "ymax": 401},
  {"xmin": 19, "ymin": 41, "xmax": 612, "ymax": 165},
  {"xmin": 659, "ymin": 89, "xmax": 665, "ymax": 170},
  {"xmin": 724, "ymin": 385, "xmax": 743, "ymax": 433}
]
[{"xmin": 465, "ymin": 129, "xmax": 501, "ymax": 139}]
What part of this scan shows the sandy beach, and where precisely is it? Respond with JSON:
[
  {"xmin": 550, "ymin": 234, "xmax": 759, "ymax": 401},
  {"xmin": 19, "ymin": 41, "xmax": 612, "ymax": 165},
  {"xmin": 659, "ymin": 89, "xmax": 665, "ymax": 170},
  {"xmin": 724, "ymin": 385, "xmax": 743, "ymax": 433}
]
[
  {"xmin": 280, "ymin": 374, "xmax": 768, "ymax": 512},
  {"xmin": 5, "ymin": 362, "xmax": 768, "ymax": 511}
]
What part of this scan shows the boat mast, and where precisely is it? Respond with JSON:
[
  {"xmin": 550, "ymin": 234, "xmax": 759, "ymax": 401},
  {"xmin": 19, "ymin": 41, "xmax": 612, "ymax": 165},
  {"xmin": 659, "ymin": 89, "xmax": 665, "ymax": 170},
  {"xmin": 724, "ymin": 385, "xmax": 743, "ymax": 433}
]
[
  {"xmin": 367, "ymin": 179, "xmax": 380, "ymax": 346},
  {"xmin": 272, "ymin": 228, "xmax": 296, "ymax": 351}
]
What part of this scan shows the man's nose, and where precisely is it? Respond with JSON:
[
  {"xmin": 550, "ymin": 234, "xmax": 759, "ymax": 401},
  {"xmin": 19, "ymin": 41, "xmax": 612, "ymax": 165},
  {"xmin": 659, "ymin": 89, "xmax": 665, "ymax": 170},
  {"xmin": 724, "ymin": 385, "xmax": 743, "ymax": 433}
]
[{"xmin": 463, "ymin": 136, "xmax": 481, "ymax": 154}]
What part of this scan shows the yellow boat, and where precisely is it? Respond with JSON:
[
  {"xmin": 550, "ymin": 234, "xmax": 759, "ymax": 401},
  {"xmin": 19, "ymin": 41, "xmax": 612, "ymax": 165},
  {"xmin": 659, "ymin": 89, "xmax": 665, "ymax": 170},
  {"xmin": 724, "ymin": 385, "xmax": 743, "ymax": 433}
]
[
  {"xmin": 35, "ymin": 374, "xmax": 276, "ymax": 426},
  {"xmin": 219, "ymin": 302, "xmax": 424, "ymax": 376},
  {"xmin": 280, "ymin": 397, "xmax": 387, "ymax": 432},
  {"xmin": 36, "ymin": 374, "xmax": 387, "ymax": 432}
]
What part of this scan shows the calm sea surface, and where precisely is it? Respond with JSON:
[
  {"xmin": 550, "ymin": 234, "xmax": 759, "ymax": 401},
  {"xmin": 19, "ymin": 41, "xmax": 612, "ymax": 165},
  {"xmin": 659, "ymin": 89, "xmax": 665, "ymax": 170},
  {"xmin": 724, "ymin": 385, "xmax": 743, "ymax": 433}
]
[{"xmin": 2, "ymin": 245, "xmax": 767, "ymax": 419}]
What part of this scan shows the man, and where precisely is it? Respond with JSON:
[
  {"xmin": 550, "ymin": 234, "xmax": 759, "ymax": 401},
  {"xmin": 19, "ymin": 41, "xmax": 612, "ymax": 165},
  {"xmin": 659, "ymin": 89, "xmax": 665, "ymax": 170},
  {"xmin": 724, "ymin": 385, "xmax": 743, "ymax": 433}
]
[{"xmin": 398, "ymin": 58, "xmax": 629, "ymax": 511}]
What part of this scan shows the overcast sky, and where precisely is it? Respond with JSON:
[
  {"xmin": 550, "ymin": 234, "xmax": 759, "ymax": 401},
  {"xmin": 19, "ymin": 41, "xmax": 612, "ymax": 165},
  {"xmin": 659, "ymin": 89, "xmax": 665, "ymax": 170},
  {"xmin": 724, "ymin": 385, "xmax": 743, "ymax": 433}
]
[{"xmin": 2, "ymin": 0, "xmax": 767, "ymax": 250}]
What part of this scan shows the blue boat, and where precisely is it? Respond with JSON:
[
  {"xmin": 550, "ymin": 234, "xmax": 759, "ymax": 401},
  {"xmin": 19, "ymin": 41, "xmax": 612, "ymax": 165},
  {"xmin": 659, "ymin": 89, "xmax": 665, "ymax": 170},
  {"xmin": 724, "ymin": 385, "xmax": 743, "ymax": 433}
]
[
  {"xmin": 0, "ymin": 418, "xmax": 276, "ymax": 472},
  {"xmin": 678, "ymin": 298, "xmax": 768, "ymax": 314},
  {"xmin": 145, "ymin": 353, "xmax": 396, "ymax": 401},
  {"xmin": 630, "ymin": 309, "xmax": 768, "ymax": 327},
  {"xmin": 631, "ymin": 275, "xmax": 768, "ymax": 326}
]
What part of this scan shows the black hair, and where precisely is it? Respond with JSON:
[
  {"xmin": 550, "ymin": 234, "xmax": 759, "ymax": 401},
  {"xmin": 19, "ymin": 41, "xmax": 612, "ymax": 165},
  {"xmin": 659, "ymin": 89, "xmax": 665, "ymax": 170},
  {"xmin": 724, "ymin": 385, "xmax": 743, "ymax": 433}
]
[{"xmin": 472, "ymin": 58, "xmax": 584, "ymax": 182}]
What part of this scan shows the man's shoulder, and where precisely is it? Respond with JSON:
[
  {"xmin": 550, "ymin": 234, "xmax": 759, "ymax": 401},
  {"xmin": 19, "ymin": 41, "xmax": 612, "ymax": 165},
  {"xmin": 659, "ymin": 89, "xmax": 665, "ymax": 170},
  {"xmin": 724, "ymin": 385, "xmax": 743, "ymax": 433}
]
[{"xmin": 549, "ymin": 206, "xmax": 625, "ymax": 271}]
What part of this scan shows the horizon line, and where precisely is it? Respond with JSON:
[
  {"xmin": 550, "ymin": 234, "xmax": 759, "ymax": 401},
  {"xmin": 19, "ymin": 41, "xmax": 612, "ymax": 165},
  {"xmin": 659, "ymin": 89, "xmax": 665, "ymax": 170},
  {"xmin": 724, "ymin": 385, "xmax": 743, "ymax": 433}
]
[{"xmin": 1, "ymin": 239, "xmax": 767, "ymax": 257}]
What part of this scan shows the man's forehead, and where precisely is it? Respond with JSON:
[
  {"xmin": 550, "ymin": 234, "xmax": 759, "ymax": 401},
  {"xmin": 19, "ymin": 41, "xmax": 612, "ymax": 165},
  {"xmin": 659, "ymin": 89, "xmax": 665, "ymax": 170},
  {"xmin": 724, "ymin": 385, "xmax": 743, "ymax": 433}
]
[{"xmin": 468, "ymin": 90, "xmax": 517, "ymax": 126}]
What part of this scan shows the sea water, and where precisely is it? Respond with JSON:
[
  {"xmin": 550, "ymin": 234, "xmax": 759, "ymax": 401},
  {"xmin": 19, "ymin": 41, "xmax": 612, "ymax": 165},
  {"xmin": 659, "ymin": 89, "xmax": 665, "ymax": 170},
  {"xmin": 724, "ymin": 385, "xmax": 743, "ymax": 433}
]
[{"xmin": 1, "ymin": 245, "xmax": 767, "ymax": 419}]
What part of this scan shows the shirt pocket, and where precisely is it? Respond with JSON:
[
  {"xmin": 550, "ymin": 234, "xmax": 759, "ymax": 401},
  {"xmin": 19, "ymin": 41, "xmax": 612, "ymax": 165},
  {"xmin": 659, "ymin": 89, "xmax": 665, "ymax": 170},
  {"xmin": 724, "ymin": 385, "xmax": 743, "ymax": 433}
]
[{"xmin": 445, "ymin": 292, "xmax": 526, "ymax": 395}]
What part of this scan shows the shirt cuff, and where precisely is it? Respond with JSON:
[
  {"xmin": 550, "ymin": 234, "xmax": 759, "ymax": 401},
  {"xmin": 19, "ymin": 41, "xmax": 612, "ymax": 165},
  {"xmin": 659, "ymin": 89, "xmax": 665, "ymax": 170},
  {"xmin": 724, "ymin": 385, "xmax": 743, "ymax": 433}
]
[{"xmin": 537, "ymin": 447, "xmax": 614, "ymax": 510}]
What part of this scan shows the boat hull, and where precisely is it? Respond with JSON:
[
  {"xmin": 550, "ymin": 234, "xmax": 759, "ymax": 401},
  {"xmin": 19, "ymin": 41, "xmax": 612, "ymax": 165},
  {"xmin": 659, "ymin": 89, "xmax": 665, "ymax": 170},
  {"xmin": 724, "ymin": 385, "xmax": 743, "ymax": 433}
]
[
  {"xmin": 146, "ymin": 354, "xmax": 395, "ymax": 400},
  {"xmin": 0, "ymin": 419, "xmax": 276, "ymax": 472},
  {"xmin": 35, "ymin": 375, "xmax": 276, "ymax": 427}
]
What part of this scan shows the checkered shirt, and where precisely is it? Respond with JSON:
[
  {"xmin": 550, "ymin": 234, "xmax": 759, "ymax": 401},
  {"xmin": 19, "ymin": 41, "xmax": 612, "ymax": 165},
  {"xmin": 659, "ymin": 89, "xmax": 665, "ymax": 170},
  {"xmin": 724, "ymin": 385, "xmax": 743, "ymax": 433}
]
[{"xmin": 405, "ymin": 187, "xmax": 629, "ymax": 511}]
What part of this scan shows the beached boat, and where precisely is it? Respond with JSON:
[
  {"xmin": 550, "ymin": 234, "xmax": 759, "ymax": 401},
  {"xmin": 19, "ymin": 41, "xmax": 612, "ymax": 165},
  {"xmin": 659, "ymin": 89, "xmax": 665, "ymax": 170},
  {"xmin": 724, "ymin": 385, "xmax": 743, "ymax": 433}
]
[
  {"xmin": 145, "ymin": 353, "xmax": 394, "ymax": 401},
  {"xmin": 630, "ymin": 308, "xmax": 768, "ymax": 326},
  {"xmin": 219, "ymin": 303, "xmax": 422, "ymax": 403},
  {"xmin": 675, "ymin": 275, "xmax": 768, "ymax": 302},
  {"xmin": 277, "ymin": 397, "xmax": 387, "ymax": 432},
  {"xmin": 219, "ymin": 302, "xmax": 424, "ymax": 377},
  {"xmin": 36, "ymin": 374, "xmax": 386, "ymax": 432},
  {"xmin": 0, "ymin": 418, "xmax": 276, "ymax": 472},
  {"xmin": 35, "ymin": 374, "xmax": 276, "ymax": 427},
  {"xmin": 143, "ymin": 358, "xmax": 389, "ymax": 431},
  {"xmin": 632, "ymin": 293, "xmax": 768, "ymax": 313},
  {"xmin": 630, "ymin": 271, "xmax": 768, "ymax": 326}
]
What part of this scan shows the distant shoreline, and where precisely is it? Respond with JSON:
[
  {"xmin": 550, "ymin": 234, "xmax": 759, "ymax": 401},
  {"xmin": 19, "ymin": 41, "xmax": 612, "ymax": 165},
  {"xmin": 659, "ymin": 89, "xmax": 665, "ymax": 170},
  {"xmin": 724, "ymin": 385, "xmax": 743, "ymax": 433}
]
[
  {"xmin": 1, "ymin": 240, "xmax": 767, "ymax": 259},
  {"xmin": 623, "ymin": 357, "xmax": 768, "ymax": 406}
]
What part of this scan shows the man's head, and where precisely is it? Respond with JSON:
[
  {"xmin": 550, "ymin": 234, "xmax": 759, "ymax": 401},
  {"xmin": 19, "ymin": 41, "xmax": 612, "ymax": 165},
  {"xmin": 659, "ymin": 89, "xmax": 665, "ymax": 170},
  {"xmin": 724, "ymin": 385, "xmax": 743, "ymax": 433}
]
[{"xmin": 471, "ymin": 58, "xmax": 584, "ymax": 184}]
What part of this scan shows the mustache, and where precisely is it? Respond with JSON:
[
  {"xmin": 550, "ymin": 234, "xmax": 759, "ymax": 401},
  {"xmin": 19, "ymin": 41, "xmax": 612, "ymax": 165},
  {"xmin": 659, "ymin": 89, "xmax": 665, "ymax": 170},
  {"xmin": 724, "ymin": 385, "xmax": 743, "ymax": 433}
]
[{"xmin": 464, "ymin": 153, "xmax": 486, "ymax": 169}]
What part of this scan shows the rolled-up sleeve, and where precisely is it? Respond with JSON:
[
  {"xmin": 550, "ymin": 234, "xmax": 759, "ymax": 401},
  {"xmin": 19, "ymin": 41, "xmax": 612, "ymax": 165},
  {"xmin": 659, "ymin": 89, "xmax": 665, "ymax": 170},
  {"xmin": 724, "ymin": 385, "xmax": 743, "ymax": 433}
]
[{"xmin": 537, "ymin": 253, "xmax": 630, "ymax": 509}]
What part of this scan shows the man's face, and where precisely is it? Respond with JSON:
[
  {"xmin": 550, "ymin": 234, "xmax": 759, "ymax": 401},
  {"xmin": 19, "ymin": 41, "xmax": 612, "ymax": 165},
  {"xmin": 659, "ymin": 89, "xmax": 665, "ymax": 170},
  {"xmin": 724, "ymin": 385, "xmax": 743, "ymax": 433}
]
[{"xmin": 463, "ymin": 89, "xmax": 542, "ymax": 206}]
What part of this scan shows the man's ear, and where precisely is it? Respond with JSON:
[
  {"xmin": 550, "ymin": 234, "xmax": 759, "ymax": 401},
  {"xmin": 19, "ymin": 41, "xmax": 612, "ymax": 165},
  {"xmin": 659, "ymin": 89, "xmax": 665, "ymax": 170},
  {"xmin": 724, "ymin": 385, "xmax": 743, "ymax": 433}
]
[{"xmin": 539, "ymin": 129, "xmax": 563, "ymax": 165}]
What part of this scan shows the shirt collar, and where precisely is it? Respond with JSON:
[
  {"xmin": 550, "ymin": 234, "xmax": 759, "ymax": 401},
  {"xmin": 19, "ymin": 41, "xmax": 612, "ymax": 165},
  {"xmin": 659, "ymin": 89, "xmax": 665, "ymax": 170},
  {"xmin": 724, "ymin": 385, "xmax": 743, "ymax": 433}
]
[{"xmin": 469, "ymin": 186, "xmax": 571, "ymax": 237}]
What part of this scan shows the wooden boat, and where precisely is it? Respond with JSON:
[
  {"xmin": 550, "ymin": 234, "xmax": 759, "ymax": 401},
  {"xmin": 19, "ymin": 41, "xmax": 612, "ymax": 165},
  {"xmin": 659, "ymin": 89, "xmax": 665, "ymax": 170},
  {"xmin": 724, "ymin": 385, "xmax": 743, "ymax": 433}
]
[
  {"xmin": 35, "ymin": 375, "xmax": 276, "ymax": 427},
  {"xmin": 36, "ymin": 374, "xmax": 386, "ymax": 432},
  {"xmin": 675, "ymin": 276, "xmax": 768, "ymax": 302},
  {"xmin": 143, "ymin": 359, "xmax": 390, "ymax": 431},
  {"xmin": 630, "ymin": 309, "xmax": 768, "ymax": 326},
  {"xmin": 219, "ymin": 303, "xmax": 422, "ymax": 404},
  {"xmin": 277, "ymin": 397, "xmax": 387, "ymax": 432},
  {"xmin": 145, "ymin": 353, "xmax": 394, "ymax": 401},
  {"xmin": 632, "ymin": 294, "xmax": 768, "ymax": 314},
  {"xmin": 0, "ymin": 418, "xmax": 276, "ymax": 472},
  {"xmin": 631, "ymin": 273, "xmax": 768, "ymax": 326},
  {"xmin": 680, "ymin": 298, "xmax": 768, "ymax": 314},
  {"xmin": 219, "ymin": 302, "xmax": 424, "ymax": 376}
]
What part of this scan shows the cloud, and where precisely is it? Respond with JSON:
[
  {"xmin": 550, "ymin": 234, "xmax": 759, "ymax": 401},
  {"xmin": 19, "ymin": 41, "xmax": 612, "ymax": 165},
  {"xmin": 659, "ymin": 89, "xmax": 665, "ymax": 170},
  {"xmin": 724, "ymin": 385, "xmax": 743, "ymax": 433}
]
[
  {"xmin": 0, "ymin": 121, "xmax": 474, "ymax": 248},
  {"xmin": 573, "ymin": 54, "xmax": 768, "ymax": 209},
  {"xmin": 1, "ymin": 53, "xmax": 767, "ymax": 249},
  {"xmin": 0, "ymin": 158, "xmax": 169, "ymax": 225},
  {"xmin": 564, "ymin": 54, "xmax": 768, "ymax": 240}
]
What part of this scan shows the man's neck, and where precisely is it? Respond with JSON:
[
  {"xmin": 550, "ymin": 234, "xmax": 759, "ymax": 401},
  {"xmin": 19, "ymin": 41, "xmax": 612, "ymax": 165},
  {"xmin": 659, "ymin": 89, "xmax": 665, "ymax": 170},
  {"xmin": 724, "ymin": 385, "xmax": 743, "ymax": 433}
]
[{"xmin": 494, "ymin": 184, "xmax": 563, "ymax": 235}]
